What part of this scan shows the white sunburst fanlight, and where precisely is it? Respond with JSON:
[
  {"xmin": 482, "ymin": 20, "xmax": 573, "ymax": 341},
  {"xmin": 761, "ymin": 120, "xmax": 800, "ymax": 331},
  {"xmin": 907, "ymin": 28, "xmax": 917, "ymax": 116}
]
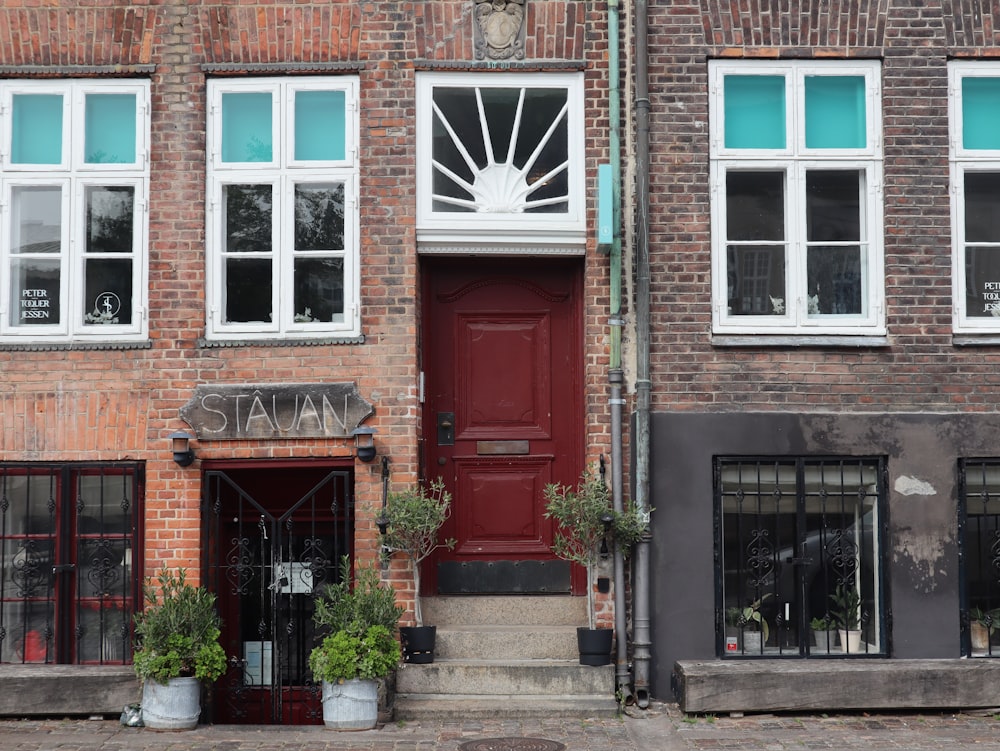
[{"xmin": 430, "ymin": 86, "xmax": 570, "ymax": 215}]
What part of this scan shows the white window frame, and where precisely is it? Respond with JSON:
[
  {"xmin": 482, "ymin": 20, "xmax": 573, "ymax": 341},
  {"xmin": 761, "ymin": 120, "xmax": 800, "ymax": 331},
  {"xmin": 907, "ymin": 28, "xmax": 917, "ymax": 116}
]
[
  {"xmin": 0, "ymin": 80, "xmax": 149, "ymax": 343},
  {"xmin": 709, "ymin": 60, "xmax": 885, "ymax": 336},
  {"xmin": 206, "ymin": 77, "xmax": 360, "ymax": 341},
  {"xmin": 948, "ymin": 62, "xmax": 1000, "ymax": 333},
  {"xmin": 415, "ymin": 71, "xmax": 586, "ymax": 247}
]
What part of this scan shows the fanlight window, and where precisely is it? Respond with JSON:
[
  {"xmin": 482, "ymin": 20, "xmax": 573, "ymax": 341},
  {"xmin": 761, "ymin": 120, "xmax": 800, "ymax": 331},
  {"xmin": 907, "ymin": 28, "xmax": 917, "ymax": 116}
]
[
  {"xmin": 431, "ymin": 85, "xmax": 569, "ymax": 215},
  {"xmin": 417, "ymin": 73, "xmax": 584, "ymax": 243}
]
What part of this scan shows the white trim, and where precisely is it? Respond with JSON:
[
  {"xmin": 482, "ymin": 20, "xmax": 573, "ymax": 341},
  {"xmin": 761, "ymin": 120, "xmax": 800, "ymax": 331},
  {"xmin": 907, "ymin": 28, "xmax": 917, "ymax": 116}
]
[
  {"xmin": 948, "ymin": 62, "xmax": 1000, "ymax": 333},
  {"xmin": 709, "ymin": 60, "xmax": 885, "ymax": 337},
  {"xmin": 205, "ymin": 77, "xmax": 361, "ymax": 341},
  {"xmin": 415, "ymin": 71, "xmax": 586, "ymax": 245},
  {"xmin": 0, "ymin": 79, "xmax": 150, "ymax": 343}
]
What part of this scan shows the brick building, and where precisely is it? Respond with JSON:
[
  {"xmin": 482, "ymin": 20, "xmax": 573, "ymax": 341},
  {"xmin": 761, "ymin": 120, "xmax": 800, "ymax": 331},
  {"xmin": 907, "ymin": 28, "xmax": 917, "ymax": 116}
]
[
  {"xmin": 0, "ymin": 1, "xmax": 626, "ymax": 722},
  {"xmin": 644, "ymin": 0, "xmax": 1000, "ymax": 711}
]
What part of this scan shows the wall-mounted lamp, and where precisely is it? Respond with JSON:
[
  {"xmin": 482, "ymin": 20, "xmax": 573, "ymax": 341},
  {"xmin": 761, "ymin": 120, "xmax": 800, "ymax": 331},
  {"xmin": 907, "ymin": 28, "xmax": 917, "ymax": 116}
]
[
  {"xmin": 353, "ymin": 426, "xmax": 377, "ymax": 463},
  {"xmin": 169, "ymin": 431, "xmax": 196, "ymax": 467}
]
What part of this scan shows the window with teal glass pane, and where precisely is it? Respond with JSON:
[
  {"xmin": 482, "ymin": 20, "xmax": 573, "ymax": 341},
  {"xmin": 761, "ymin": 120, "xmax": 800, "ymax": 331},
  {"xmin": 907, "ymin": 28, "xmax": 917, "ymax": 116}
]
[
  {"xmin": 295, "ymin": 90, "xmax": 346, "ymax": 161},
  {"xmin": 962, "ymin": 78, "xmax": 1000, "ymax": 150},
  {"xmin": 11, "ymin": 94, "xmax": 63, "ymax": 164},
  {"xmin": 85, "ymin": 94, "xmax": 136, "ymax": 164},
  {"xmin": 724, "ymin": 75, "xmax": 786, "ymax": 149},
  {"xmin": 805, "ymin": 76, "xmax": 866, "ymax": 149},
  {"xmin": 221, "ymin": 93, "xmax": 273, "ymax": 162}
]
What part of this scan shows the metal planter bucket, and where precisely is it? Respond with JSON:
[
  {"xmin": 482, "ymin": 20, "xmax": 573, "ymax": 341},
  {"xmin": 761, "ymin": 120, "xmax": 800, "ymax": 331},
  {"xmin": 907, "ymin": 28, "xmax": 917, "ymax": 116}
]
[
  {"xmin": 321, "ymin": 678, "xmax": 378, "ymax": 730},
  {"xmin": 141, "ymin": 677, "xmax": 201, "ymax": 730}
]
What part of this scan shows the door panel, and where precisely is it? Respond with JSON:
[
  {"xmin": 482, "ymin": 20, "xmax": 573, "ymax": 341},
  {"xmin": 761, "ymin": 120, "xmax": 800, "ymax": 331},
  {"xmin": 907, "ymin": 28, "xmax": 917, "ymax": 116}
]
[{"xmin": 423, "ymin": 258, "xmax": 583, "ymax": 595}]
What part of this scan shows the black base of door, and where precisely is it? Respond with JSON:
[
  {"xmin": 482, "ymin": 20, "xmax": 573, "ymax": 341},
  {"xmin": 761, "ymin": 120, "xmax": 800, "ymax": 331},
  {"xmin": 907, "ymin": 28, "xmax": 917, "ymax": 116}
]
[
  {"xmin": 577, "ymin": 627, "xmax": 613, "ymax": 666},
  {"xmin": 400, "ymin": 625, "xmax": 437, "ymax": 664}
]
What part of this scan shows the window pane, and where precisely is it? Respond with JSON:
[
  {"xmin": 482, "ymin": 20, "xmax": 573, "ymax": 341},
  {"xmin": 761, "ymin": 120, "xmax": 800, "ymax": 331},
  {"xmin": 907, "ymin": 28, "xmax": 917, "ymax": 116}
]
[
  {"xmin": 221, "ymin": 93, "xmax": 272, "ymax": 162},
  {"xmin": 295, "ymin": 184, "xmax": 344, "ymax": 251},
  {"xmin": 806, "ymin": 247, "xmax": 862, "ymax": 315},
  {"xmin": 294, "ymin": 90, "xmax": 346, "ymax": 161},
  {"xmin": 961, "ymin": 462, "xmax": 1000, "ymax": 656},
  {"xmin": 11, "ymin": 94, "xmax": 62, "ymax": 164},
  {"xmin": 431, "ymin": 86, "xmax": 570, "ymax": 214},
  {"xmin": 225, "ymin": 257, "xmax": 272, "ymax": 323},
  {"xmin": 723, "ymin": 75, "xmax": 786, "ymax": 149},
  {"xmin": 726, "ymin": 171, "xmax": 784, "ymax": 241},
  {"xmin": 83, "ymin": 259, "xmax": 132, "ymax": 325},
  {"xmin": 0, "ymin": 601, "xmax": 54, "ymax": 663},
  {"xmin": 805, "ymin": 76, "xmax": 866, "ymax": 149},
  {"xmin": 294, "ymin": 258, "xmax": 345, "ymax": 324},
  {"xmin": 85, "ymin": 94, "xmax": 137, "ymax": 164},
  {"xmin": 11, "ymin": 186, "xmax": 62, "ymax": 254},
  {"xmin": 964, "ymin": 248, "xmax": 1000, "ymax": 318},
  {"xmin": 86, "ymin": 187, "xmax": 134, "ymax": 254},
  {"xmin": 963, "ymin": 78, "xmax": 1000, "ymax": 150},
  {"xmin": 224, "ymin": 185, "xmax": 272, "ymax": 253},
  {"xmin": 965, "ymin": 173, "xmax": 1000, "ymax": 243},
  {"xmin": 806, "ymin": 171, "xmax": 861, "ymax": 242},
  {"xmin": 726, "ymin": 246, "xmax": 786, "ymax": 316},
  {"xmin": 10, "ymin": 259, "xmax": 60, "ymax": 326},
  {"xmin": 10, "ymin": 186, "xmax": 62, "ymax": 327},
  {"xmin": 719, "ymin": 458, "xmax": 884, "ymax": 658}
]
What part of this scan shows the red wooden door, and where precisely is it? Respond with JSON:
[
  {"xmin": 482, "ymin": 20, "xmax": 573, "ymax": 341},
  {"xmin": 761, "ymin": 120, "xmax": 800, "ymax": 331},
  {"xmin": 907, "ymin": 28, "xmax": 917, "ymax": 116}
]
[{"xmin": 422, "ymin": 258, "xmax": 584, "ymax": 595}]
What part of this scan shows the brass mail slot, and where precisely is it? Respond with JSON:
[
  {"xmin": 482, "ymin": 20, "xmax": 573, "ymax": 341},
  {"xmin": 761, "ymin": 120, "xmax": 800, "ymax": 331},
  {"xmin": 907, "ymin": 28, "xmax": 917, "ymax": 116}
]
[{"xmin": 477, "ymin": 440, "xmax": 529, "ymax": 455}]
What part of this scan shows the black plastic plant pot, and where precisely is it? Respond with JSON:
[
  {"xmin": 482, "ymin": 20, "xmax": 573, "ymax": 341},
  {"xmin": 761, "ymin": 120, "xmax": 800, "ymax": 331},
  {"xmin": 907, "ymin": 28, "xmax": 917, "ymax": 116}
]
[
  {"xmin": 400, "ymin": 625, "xmax": 437, "ymax": 664},
  {"xmin": 577, "ymin": 626, "xmax": 613, "ymax": 666}
]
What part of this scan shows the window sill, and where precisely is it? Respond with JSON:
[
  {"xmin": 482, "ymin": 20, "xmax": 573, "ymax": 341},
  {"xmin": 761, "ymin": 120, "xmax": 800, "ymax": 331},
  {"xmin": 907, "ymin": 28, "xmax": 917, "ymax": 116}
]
[
  {"xmin": 0, "ymin": 340, "xmax": 152, "ymax": 352},
  {"xmin": 712, "ymin": 334, "xmax": 890, "ymax": 348},
  {"xmin": 198, "ymin": 334, "xmax": 366, "ymax": 348},
  {"xmin": 953, "ymin": 334, "xmax": 1000, "ymax": 347}
]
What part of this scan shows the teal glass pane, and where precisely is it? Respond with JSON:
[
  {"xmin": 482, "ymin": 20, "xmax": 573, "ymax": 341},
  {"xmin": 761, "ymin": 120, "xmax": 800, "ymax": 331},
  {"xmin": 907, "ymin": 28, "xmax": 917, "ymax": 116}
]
[
  {"xmin": 11, "ymin": 94, "xmax": 63, "ymax": 164},
  {"xmin": 963, "ymin": 78, "xmax": 1000, "ymax": 150},
  {"xmin": 805, "ymin": 76, "xmax": 866, "ymax": 149},
  {"xmin": 85, "ymin": 94, "xmax": 136, "ymax": 163},
  {"xmin": 295, "ymin": 90, "xmax": 346, "ymax": 161},
  {"xmin": 221, "ymin": 92, "xmax": 272, "ymax": 162},
  {"xmin": 724, "ymin": 75, "xmax": 785, "ymax": 149}
]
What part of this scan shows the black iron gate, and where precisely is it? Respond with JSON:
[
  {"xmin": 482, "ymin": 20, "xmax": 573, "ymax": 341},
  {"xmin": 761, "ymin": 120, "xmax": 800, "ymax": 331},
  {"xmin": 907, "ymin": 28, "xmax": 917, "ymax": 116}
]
[{"xmin": 202, "ymin": 466, "xmax": 353, "ymax": 725}]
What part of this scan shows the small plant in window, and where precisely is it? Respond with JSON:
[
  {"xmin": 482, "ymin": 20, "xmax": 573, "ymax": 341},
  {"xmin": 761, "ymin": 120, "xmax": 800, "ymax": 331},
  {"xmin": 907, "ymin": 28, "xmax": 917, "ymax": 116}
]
[
  {"xmin": 738, "ymin": 593, "xmax": 771, "ymax": 643},
  {"xmin": 294, "ymin": 307, "xmax": 320, "ymax": 323},
  {"xmin": 829, "ymin": 584, "xmax": 861, "ymax": 632},
  {"xmin": 84, "ymin": 310, "xmax": 119, "ymax": 324}
]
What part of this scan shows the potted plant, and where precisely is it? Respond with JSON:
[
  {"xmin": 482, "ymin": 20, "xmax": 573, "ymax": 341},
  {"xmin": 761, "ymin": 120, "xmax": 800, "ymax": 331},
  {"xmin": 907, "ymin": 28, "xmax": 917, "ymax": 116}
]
[
  {"xmin": 830, "ymin": 583, "xmax": 862, "ymax": 653},
  {"xmin": 544, "ymin": 469, "xmax": 645, "ymax": 666},
  {"xmin": 309, "ymin": 556, "xmax": 403, "ymax": 730},
  {"xmin": 738, "ymin": 593, "xmax": 771, "ymax": 653},
  {"xmin": 970, "ymin": 606, "xmax": 999, "ymax": 651},
  {"xmin": 809, "ymin": 614, "xmax": 837, "ymax": 653},
  {"xmin": 132, "ymin": 568, "xmax": 228, "ymax": 730},
  {"xmin": 379, "ymin": 477, "xmax": 456, "ymax": 663}
]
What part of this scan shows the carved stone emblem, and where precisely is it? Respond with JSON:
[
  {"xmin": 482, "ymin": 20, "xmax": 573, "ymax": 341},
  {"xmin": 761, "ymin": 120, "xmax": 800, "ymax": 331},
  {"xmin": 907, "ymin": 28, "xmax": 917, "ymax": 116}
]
[{"xmin": 474, "ymin": 0, "xmax": 526, "ymax": 60}]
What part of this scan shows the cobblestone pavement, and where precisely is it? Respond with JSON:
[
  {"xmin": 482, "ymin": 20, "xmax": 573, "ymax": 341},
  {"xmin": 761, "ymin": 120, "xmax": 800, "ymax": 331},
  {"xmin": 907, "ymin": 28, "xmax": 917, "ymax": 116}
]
[{"xmin": 2, "ymin": 703, "xmax": 1000, "ymax": 750}]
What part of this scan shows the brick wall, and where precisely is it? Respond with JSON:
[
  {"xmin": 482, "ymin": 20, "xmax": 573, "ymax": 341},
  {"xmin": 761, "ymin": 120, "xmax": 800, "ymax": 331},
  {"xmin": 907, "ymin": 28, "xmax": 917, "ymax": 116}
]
[
  {"xmin": 642, "ymin": 0, "xmax": 1000, "ymax": 412},
  {"xmin": 0, "ymin": 1, "xmax": 616, "ymax": 619}
]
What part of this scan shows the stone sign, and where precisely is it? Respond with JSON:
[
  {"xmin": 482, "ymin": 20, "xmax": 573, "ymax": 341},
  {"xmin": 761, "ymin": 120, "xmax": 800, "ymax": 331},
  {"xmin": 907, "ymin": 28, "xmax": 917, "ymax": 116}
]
[{"xmin": 179, "ymin": 383, "xmax": 373, "ymax": 440}]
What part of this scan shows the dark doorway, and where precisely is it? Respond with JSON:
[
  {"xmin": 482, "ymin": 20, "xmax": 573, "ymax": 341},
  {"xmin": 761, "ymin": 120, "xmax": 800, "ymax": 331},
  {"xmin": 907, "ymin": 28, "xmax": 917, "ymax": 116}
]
[{"xmin": 202, "ymin": 463, "xmax": 353, "ymax": 724}]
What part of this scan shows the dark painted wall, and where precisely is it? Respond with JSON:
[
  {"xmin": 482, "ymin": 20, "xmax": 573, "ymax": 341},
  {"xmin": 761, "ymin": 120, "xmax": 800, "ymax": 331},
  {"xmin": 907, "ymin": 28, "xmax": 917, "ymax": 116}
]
[{"xmin": 647, "ymin": 411, "xmax": 1000, "ymax": 700}]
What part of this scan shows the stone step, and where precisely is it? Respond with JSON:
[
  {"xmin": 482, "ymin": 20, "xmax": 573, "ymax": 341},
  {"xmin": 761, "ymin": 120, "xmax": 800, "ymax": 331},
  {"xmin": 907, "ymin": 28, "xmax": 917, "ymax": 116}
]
[
  {"xmin": 434, "ymin": 624, "xmax": 579, "ymax": 660},
  {"xmin": 420, "ymin": 595, "xmax": 586, "ymax": 627},
  {"xmin": 393, "ymin": 693, "xmax": 619, "ymax": 720},
  {"xmin": 395, "ymin": 659, "xmax": 613, "ymax": 696}
]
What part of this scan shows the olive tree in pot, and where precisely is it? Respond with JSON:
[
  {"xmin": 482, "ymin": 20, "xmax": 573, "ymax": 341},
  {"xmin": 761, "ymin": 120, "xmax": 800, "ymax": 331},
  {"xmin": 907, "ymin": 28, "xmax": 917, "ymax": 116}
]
[
  {"xmin": 132, "ymin": 568, "xmax": 228, "ymax": 730},
  {"xmin": 543, "ymin": 469, "xmax": 645, "ymax": 666},
  {"xmin": 378, "ymin": 477, "xmax": 455, "ymax": 664},
  {"xmin": 308, "ymin": 557, "xmax": 403, "ymax": 730}
]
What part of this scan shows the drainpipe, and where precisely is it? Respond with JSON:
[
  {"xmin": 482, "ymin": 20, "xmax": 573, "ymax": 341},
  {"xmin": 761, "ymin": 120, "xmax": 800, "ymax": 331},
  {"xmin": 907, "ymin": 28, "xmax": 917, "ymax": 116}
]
[
  {"xmin": 631, "ymin": 0, "xmax": 653, "ymax": 710},
  {"xmin": 605, "ymin": 0, "xmax": 631, "ymax": 707}
]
